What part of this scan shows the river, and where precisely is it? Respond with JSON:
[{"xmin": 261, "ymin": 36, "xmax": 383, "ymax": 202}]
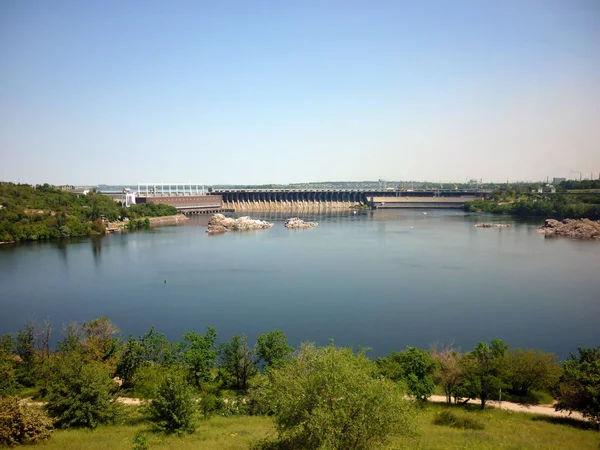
[{"xmin": 0, "ymin": 210, "xmax": 598, "ymax": 359}]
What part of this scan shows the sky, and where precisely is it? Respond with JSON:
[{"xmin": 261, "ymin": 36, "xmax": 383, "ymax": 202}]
[{"xmin": 0, "ymin": 1, "xmax": 599, "ymax": 185}]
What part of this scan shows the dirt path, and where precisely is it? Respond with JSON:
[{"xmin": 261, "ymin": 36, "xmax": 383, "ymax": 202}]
[
  {"xmin": 20, "ymin": 395, "xmax": 585, "ymax": 421},
  {"xmin": 429, "ymin": 395, "xmax": 584, "ymax": 420}
]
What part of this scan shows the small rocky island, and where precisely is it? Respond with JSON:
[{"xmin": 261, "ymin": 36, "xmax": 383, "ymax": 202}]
[
  {"xmin": 284, "ymin": 217, "xmax": 318, "ymax": 229},
  {"xmin": 537, "ymin": 219, "xmax": 600, "ymax": 240},
  {"xmin": 207, "ymin": 214, "xmax": 273, "ymax": 234},
  {"xmin": 475, "ymin": 223, "xmax": 512, "ymax": 228}
]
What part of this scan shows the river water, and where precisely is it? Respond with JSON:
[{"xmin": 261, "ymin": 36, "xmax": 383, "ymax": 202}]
[{"xmin": 0, "ymin": 210, "xmax": 598, "ymax": 359}]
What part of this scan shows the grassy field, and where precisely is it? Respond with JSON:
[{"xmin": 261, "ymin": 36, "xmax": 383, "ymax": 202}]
[{"xmin": 30, "ymin": 403, "xmax": 599, "ymax": 450}]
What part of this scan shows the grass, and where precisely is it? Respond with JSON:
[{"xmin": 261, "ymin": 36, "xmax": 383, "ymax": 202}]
[{"xmin": 27, "ymin": 403, "xmax": 599, "ymax": 450}]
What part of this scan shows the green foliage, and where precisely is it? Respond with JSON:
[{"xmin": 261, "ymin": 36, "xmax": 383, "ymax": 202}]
[
  {"xmin": 377, "ymin": 347, "xmax": 437, "ymax": 401},
  {"xmin": 0, "ymin": 396, "xmax": 54, "ymax": 446},
  {"xmin": 256, "ymin": 343, "xmax": 417, "ymax": 449},
  {"xmin": 15, "ymin": 323, "xmax": 37, "ymax": 387},
  {"xmin": 116, "ymin": 327, "xmax": 179, "ymax": 388},
  {"xmin": 219, "ymin": 334, "xmax": 258, "ymax": 391},
  {"xmin": 127, "ymin": 364, "xmax": 187, "ymax": 399},
  {"xmin": 432, "ymin": 409, "xmax": 485, "ymax": 430},
  {"xmin": 0, "ymin": 361, "xmax": 19, "ymax": 397},
  {"xmin": 256, "ymin": 330, "xmax": 293, "ymax": 370},
  {"xmin": 126, "ymin": 218, "xmax": 151, "ymax": 231},
  {"xmin": 145, "ymin": 375, "xmax": 197, "ymax": 434},
  {"xmin": 461, "ymin": 339, "xmax": 509, "ymax": 409},
  {"xmin": 0, "ymin": 182, "xmax": 177, "ymax": 243},
  {"xmin": 464, "ymin": 193, "xmax": 600, "ymax": 220},
  {"xmin": 45, "ymin": 356, "xmax": 121, "ymax": 429},
  {"xmin": 503, "ymin": 349, "xmax": 562, "ymax": 400},
  {"xmin": 182, "ymin": 327, "xmax": 218, "ymax": 387},
  {"xmin": 555, "ymin": 347, "xmax": 600, "ymax": 427},
  {"xmin": 132, "ymin": 432, "xmax": 150, "ymax": 450}
]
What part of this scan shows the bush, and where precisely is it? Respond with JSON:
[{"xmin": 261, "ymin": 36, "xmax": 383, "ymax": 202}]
[
  {"xmin": 45, "ymin": 357, "xmax": 121, "ymax": 429},
  {"xmin": 146, "ymin": 375, "xmax": 197, "ymax": 434},
  {"xmin": 432, "ymin": 409, "xmax": 485, "ymax": 430},
  {"xmin": 256, "ymin": 343, "xmax": 417, "ymax": 449},
  {"xmin": 0, "ymin": 396, "xmax": 53, "ymax": 446}
]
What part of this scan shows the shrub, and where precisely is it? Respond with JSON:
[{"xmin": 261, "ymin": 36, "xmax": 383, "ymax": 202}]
[
  {"xmin": 0, "ymin": 397, "xmax": 53, "ymax": 446},
  {"xmin": 146, "ymin": 375, "xmax": 197, "ymax": 434},
  {"xmin": 256, "ymin": 343, "xmax": 417, "ymax": 449},
  {"xmin": 432, "ymin": 409, "xmax": 485, "ymax": 430},
  {"xmin": 45, "ymin": 357, "xmax": 121, "ymax": 429},
  {"xmin": 0, "ymin": 361, "xmax": 18, "ymax": 397}
]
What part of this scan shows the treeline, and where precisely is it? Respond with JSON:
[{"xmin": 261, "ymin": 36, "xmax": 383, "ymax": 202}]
[
  {"xmin": 464, "ymin": 194, "xmax": 600, "ymax": 220},
  {"xmin": 558, "ymin": 179, "xmax": 600, "ymax": 191},
  {"xmin": 1, "ymin": 318, "xmax": 598, "ymax": 447},
  {"xmin": 0, "ymin": 182, "xmax": 177, "ymax": 242}
]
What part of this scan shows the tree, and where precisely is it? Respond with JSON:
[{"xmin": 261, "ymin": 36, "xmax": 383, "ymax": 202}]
[
  {"xmin": 256, "ymin": 344, "xmax": 416, "ymax": 449},
  {"xmin": 146, "ymin": 375, "xmax": 197, "ymax": 434},
  {"xmin": 555, "ymin": 347, "xmax": 600, "ymax": 427},
  {"xmin": 462, "ymin": 339, "xmax": 508, "ymax": 409},
  {"xmin": 182, "ymin": 327, "xmax": 218, "ymax": 387},
  {"xmin": 15, "ymin": 323, "xmax": 37, "ymax": 387},
  {"xmin": 45, "ymin": 356, "xmax": 120, "ymax": 428},
  {"xmin": 431, "ymin": 345, "xmax": 464, "ymax": 404},
  {"xmin": 377, "ymin": 347, "xmax": 437, "ymax": 401},
  {"xmin": 219, "ymin": 334, "xmax": 258, "ymax": 390},
  {"xmin": 116, "ymin": 327, "xmax": 178, "ymax": 388},
  {"xmin": 256, "ymin": 330, "xmax": 293, "ymax": 370},
  {"xmin": 504, "ymin": 349, "xmax": 562, "ymax": 400},
  {"xmin": 0, "ymin": 397, "xmax": 53, "ymax": 446}
]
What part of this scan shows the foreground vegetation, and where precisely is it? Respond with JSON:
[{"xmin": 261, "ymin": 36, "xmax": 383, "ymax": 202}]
[
  {"xmin": 0, "ymin": 183, "xmax": 177, "ymax": 242},
  {"xmin": 16, "ymin": 403, "xmax": 600, "ymax": 450},
  {"xmin": 0, "ymin": 318, "xmax": 598, "ymax": 448}
]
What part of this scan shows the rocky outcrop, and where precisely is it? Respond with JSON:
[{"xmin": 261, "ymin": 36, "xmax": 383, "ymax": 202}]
[
  {"xmin": 537, "ymin": 219, "xmax": 600, "ymax": 240},
  {"xmin": 475, "ymin": 223, "xmax": 512, "ymax": 228},
  {"xmin": 284, "ymin": 217, "xmax": 318, "ymax": 229},
  {"xmin": 207, "ymin": 214, "xmax": 273, "ymax": 234}
]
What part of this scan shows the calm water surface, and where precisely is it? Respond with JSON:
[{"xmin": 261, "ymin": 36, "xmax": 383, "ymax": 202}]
[{"xmin": 1, "ymin": 210, "xmax": 598, "ymax": 359}]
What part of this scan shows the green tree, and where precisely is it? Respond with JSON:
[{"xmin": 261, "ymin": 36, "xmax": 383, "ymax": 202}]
[
  {"xmin": 256, "ymin": 330, "xmax": 293, "ymax": 370},
  {"xmin": 462, "ymin": 339, "xmax": 508, "ymax": 409},
  {"xmin": 256, "ymin": 343, "xmax": 416, "ymax": 449},
  {"xmin": 145, "ymin": 375, "xmax": 197, "ymax": 434},
  {"xmin": 377, "ymin": 347, "xmax": 437, "ymax": 401},
  {"xmin": 15, "ymin": 323, "xmax": 37, "ymax": 387},
  {"xmin": 219, "ymin": 334, "xmax": 258, "ymax": 391},
  {"xmin": 182, "ymin": 327, "xmax": 218, "ymax": 387},
  {"xmin": 555, "ymin": 347, "xmax": 600, "ymax": 427},
  {"xmin": 504, "ymin": 349, "xmax": 562, "ymax": 401},
  {"xmin": 45, "ymin": 356, "xmax": 120, "ymax": 428},
  {"xmin": 116, "ymin": 327, "xmax": 178, "ymax": 388}
]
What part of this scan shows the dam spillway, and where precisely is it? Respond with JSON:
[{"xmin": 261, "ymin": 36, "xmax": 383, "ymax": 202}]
[{"xmin": 211, "ymin": 188, "xmax": 489, "ymax": 212}]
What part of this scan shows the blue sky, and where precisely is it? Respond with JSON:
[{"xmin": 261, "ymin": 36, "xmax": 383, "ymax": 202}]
[{"xmin": 1, "ymin": 1, "xmax": 599, "ymax": 185}]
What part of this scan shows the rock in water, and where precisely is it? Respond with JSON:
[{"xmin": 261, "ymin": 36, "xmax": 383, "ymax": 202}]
[
  {"xmin": 537, "ymin": 218, "xmax": 600, "ymax": 240},
  {"xmin": 207, "ymin": 214, "xmax": 273, "ymax": 234},
  {"xmin": 284, "ymin": 217, "xmax": 318, "ymax": 229}
]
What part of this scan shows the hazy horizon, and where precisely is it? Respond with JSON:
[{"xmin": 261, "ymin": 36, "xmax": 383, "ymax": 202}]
[{"xmin": 1, "ymin": 1, "xmax": 599, "ymax": 185}]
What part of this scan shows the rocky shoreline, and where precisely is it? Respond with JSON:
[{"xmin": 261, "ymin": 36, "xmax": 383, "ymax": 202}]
[
  {"xmin": 207, "ymin": 214, "xmax": 273, "ymax": 234},
  {"xmin": 537, "ymin": 219, "xmax": 600, "ymax": 240},
  {"xmin": 284, "ymin": 217, "xmax": 318, "ymax": 229}
]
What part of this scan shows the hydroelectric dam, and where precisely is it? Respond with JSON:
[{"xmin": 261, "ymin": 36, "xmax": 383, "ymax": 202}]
[{"xmin": 103, "ymin": 184, "xmax": 491, "ymax": 214}]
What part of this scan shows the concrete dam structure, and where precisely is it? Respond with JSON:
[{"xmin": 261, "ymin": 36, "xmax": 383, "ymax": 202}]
[
  {"xmin": 211, "ymin": 188, "xmax": 489, "ymax": 211},
  {"xmin": 103, "ymin": 184, "xmax": 490, "ymax": 214}
]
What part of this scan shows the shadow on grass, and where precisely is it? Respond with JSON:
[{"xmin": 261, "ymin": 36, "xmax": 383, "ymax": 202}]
[{"xmin": 530, "ymin": 415, "xmax": 595, "ymax": 431}]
